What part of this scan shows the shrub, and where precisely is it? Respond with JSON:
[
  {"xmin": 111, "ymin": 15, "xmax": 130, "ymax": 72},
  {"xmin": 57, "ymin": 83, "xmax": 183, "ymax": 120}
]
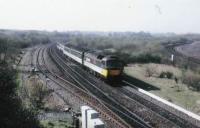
[
  {"xmin": 145, "ymin": 64, "xmax": 156, "ymax": 77},
  {"xmin": 115, "ymin": 52, "xmax": 162, "ymax": 64},
  {"xmin": 183, "ymin": 71, "xmax": 200, "ymax": 91},
  {"xmin": 166, "ymin": 71, "xmax": 173, "ymax": 79},
  {"xmin": 159, "ymin": 71, "xmax": 173, "ymax": 79},
  {"xmin": 159, "ymin": 72, "xmax": 166, "ymax": 78},
  {"xmin": 28, "ymin": 78, "xmax": 49, "ymax": 109},
  {"xmin": 135, "ymin": 53, "xmax": 161, "ymax": 63}
]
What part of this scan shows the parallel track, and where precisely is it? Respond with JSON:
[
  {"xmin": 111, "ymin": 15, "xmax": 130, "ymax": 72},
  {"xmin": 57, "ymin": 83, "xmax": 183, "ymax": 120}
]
[
  {"xmin": 53, "ymin": 43, "xmax": 200, "ymax": 128},
  {"xmin": 48, "ymin": 45, "xmax": 152, "ymax": 128},
  {"xmin": 52, "ymin": 50, "xmax": 179, "ymax": 127},
  {"xmin": 36, "ymin": 47, "xmax": 130, "ymax": 128},
  {"xmin": 120, "ymin": 81, "xmax": 200, "ymax": 128},
  {"xmin": 37, "ymin": 44, "xmax": 200, "ymax": 128},
  {"xmin": 164, "ymin": 42, "xmax": 200, "ymax": 65}
]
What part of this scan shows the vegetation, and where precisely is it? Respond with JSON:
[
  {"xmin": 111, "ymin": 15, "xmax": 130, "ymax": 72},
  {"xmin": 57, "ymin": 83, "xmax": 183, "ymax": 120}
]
[
  {"xmin": 159, "ymin": 71, "xmax": 174, "ymax": 79},
  {"xmin": 27, "ymin": 77, "xmax": 50, "ymax": 109},
  {"xmin": 145, "ymin": 64, "xmax": 156, "ymax": 77},
  {"xmin": 66, "ymin": 32, "xmax": 165, "ymax": 65},
  {"xmin": 0, "ymin": 33, "xmax": 45, "ymax": 128},
  {"xmin": 183, "ymin": 70, "xmax": 200, "ymax": 91},
  {"xmin": 65, "ymin": 31, "xmax": 200, "ymax": 66},
  {"xmin": 124, "ymin": 64, "xmax": 200, "ymax": 113},
  {"xmin": 115, "ymin": 52, "xmax": 161, "ymax": 64},
  {"xmin": 65, "ymin": 31, "xmax": 200, "ymax": 91},
  {"xmin": 0, "ymin": 62, "xmax": 42, "ymax": 128},
  {"xmin": 40, "ymin": 120, "xmax": 73, "ymax": 128},
  {"xmin": 0, "ymin": 30, "xmax": 77, "ymax": 127}
]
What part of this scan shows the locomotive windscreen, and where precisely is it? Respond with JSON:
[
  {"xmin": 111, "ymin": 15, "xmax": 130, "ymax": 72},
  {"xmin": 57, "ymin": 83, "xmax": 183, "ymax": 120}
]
[{"xmin": 106, "ymin": 60, "xmax": 123, "ymax": 68}]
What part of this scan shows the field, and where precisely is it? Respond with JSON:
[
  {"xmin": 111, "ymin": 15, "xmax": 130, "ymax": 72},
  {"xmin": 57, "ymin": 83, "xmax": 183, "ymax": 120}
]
[{"xmin": 124, "ymin": 63, "xmax": 200, "ymax": 115}]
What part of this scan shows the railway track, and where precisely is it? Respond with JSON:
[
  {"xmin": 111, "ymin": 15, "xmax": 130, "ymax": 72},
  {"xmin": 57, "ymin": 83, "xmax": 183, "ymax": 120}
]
[
  {"xmin": 81, "ymin": 71, "xmax": 200, "ymax": 128},
  {"xmin": 48, "ymin": 45, "xmax": 153, "ymax": 128},
  {"xmin": 164, "ymin": 42, "xmax": 200, "ymax": 65},
  {"xmin": 120, "ymin": 81, "xmax": 200, "ymax": 128},
  {"xmin": 56, "ymin": 44, "xmax": 199, "ymax": 127},
  {"xmin": 49, "ymin": 44, "xmax": 184, "ymax": 128},
  {"xmin": 36, "ymin": 44, "xmax": 200, "ymax": 128},
  {"xmin": 36, "ymin": 46, "xmax": 146, "ymax": 128}
]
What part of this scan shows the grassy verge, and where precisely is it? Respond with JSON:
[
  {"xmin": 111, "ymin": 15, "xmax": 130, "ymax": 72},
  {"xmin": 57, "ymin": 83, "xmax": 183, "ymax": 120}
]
[
  {"xmin": 40, "ymin": 120, "xmax": 73, "ymax": 128},
  {"xmin": 124, "ymin": 63, "xmax": 200, "ymax": 114}
]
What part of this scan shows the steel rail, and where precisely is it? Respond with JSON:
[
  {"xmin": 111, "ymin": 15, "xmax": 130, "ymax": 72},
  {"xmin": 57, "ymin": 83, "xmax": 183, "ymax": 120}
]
[
  {"xmin": 50, "ymin": 44, "xmax": 153, "ymax": 128},
  {"xmin": 121, "ymin": 81, "xmax": 199, "ymax": 128},
  {"xmin": 36, "ymin": 46, "xmax": 132, "ymax": 128}
]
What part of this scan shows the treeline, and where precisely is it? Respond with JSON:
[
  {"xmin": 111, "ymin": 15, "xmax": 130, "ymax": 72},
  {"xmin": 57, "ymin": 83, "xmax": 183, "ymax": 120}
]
[
  {"xmin": 65, "ymin": 32, "xmax": 200, "ymax": 65},
  {"xmin": 66, "ymin": 32, "xmax": 165, "ymax": 64},
  {"xmin": 0, "ymin": 30, "xmax": 52, "ymax": 48},
  {"xmin": 115, "ymin": 52, "xmax": 161, "ymax": 64},
  {"xmin": 0, "ymin": 30, "xmax": 53, "ymax": 63}
]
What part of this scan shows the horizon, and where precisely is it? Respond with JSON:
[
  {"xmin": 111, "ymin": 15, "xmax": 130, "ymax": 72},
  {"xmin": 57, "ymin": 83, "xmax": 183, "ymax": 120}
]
[{"xmin": 1, "ymin": 28, "xmax": 200, "ymax": 35}]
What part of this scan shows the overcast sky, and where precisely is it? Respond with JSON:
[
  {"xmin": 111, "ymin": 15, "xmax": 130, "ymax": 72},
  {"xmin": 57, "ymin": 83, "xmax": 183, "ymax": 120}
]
[{"xmin": 0, "ymin": 0, "xmax": 199, "ymax": 33}]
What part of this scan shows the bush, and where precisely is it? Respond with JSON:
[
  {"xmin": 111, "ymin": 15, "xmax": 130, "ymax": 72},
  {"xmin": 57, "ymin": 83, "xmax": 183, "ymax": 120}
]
[
  {"xmin": 28, "ymin": 77, "xmax": 49, "ymax": 109},
  {"xmin": 115, "ymin": 52, "xmax": 162, "ymax": 64},
  {"xmin": 183, "ymin": 71, "xmax": 200, "ymax": 91},
  {"xmin": 159, "ymin": 72, "xmax": 166, "ymax": 78},
  {"xmin": 166, "ymin": 71, "xmax": 173, "ymax": 79},
  {"xmin": 135, "ymin": 53, "xmax": 161, "ymax": 63},
  {"xmin": 145, "ymin": 64, "xmax": 156, "ymax": 77},
  {"xmin": 159, "ymin": 71, "xmax": 173, "ymax": 79}
]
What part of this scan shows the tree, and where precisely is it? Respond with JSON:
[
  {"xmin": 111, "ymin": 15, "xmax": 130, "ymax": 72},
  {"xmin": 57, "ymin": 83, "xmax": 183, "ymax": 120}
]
[
  {"xmin": 28, "ymin": 77, "xmax": 49, "ymax": 109},
  {"xmin": 183, "ymin": 70, "xmax": 200, "ymax": 91},
  {"xmin": 0, "ymin": 38, "xmax": 8, "ymax": 62},
  {"xmin": 145, "ymin": 64, "xmax": 156, "ymax": 77}
]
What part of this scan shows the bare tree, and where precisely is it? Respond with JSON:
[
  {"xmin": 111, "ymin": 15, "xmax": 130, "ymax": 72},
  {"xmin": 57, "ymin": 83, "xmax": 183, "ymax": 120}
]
[
  {"xmin": 28, "ymin": 77, "xmax": 49, "ymax": 108},
  {"xmin": 145, "ymin": 64, "xmax": 156, "ymax": 77}
]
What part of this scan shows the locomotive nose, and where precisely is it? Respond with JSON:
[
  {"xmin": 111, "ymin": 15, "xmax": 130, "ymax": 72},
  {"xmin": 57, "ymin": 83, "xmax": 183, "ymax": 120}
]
[{"xmin": 108, "ymin": 70, "xmax": 121, "ymax": 76}]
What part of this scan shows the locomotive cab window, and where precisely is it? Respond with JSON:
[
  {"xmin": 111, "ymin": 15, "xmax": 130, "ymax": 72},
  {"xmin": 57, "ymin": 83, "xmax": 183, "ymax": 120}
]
[{"xmin": 106, "ymin": 60, "xmax": 123, "ymax": 68}]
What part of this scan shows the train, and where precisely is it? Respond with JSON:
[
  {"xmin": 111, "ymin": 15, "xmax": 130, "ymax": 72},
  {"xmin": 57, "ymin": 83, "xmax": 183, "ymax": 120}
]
[{"xmin": 56, "ymin": 43, "xmax": 124, "ymax": 81}]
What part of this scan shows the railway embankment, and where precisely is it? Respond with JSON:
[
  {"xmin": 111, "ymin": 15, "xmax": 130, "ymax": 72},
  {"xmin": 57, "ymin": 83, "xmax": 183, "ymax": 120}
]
[{"xmin": 124, "ymin": 63, "xmax": 200, "ymax": 117}]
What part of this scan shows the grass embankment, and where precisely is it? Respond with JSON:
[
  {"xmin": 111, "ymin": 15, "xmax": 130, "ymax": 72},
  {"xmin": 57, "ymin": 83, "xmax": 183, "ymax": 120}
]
[
  {"xmin": 40, "ymin": 120, "xmax": 73, "ymax": 128},
  {"xmin": 124, "ymin": 63, "xmax": 200, "ymax": 114}
]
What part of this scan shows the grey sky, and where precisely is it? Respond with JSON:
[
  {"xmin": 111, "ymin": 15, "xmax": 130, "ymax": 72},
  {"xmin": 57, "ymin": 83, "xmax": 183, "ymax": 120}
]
[{"xmin": 0, "ymin": 0, "xmax": 199, "ymax": 33}]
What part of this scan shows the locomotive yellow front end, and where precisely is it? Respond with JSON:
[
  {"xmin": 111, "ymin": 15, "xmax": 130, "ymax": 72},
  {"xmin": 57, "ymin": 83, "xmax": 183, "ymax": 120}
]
[{"xmin": 101, "ymin": 69, "xmax": 122, "ymax": 78}]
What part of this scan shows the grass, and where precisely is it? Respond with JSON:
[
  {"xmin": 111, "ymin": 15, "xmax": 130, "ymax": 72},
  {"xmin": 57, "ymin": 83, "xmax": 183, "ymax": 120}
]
[
  {"xmin": 40, "ymin": 120, "xmax": 73, "ymax": 128},
  {"xmin": 124, "ymin": 63, "xmax": 200, "ymax": 114},
  {"xmin": 16, "ymin": 71, "xmax": 22, "ymax": 93}
]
